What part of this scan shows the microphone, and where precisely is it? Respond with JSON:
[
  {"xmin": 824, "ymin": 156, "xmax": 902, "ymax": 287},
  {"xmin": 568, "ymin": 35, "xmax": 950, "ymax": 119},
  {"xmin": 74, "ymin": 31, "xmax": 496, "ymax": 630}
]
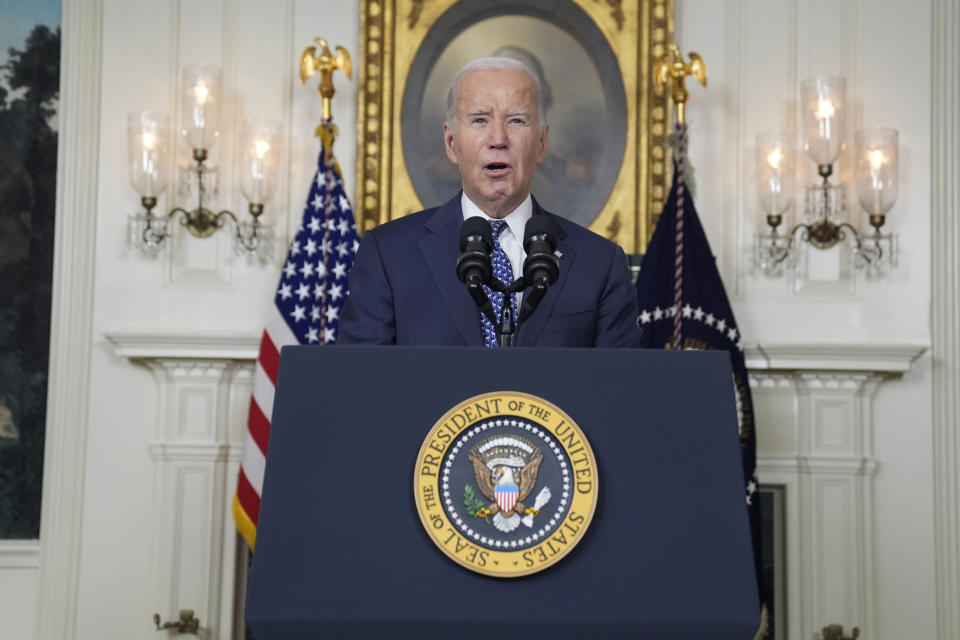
[
  {"xmin": 519, "ymin": 216, "xmax": 560, "ymax": 323},
  {"xmin": 456, "ymin": 217, "xmax": 496, "ymax": 325},
  {"xmin": 457, "ymin": 217, "xmax": 493, "ymax": 286}
]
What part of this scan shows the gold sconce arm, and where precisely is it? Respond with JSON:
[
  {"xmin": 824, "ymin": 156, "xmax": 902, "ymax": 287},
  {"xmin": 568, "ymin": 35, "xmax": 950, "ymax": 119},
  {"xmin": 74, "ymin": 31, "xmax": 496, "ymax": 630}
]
[{"xmin": 135, "ymin": 152, "xmax": 270, "ymax": 254}]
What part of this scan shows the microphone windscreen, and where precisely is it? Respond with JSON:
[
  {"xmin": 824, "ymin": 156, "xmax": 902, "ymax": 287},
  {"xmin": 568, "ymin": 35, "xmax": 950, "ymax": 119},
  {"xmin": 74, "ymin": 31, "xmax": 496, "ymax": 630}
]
[
  {"xmin": 459, "ymin": 216, "xmax": 493, "ymax": 251},
  {"xmin": 523, "ymin": 215, "xmax": 559, "ymax": 251}
]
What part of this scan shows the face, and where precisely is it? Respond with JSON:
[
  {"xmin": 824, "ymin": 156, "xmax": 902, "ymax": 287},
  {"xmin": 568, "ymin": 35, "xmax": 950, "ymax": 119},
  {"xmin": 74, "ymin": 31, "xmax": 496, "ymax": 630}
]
[{"xmin": 444, "ymin": 69, "xmax": 550, "ymax": 219}]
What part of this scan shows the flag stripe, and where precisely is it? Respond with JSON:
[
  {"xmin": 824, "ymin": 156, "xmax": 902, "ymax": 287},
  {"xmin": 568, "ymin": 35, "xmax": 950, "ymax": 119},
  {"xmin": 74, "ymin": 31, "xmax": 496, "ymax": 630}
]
[
  {"xmin": 248, "ymin": 396, "xmax": 271, "ymax": 455},
  {"xmin": 236, "ymin": 468, "xmax": 262, "ymax": 524},
  {"xmin": 256, "ymin": 332, "xmax": 280, "ymax": 385},
  {"xmin": 251, "ymin": 362, "xmax": 276, "ymax": 425},
  {"xmin": 265, "ymin": 303, "xmax": 298, "ymax": 353},
  {"xmin": 241, "ymin": 430, "xmax": 267, "ymax": 495}
]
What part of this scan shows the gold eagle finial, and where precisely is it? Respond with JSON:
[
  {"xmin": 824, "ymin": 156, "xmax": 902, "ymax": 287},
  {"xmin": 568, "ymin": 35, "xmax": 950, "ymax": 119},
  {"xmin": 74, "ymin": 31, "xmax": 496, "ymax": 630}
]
[
  {"xmin": 653, "ymin": 44, "xmax": 707, "ymax": 125},
  {"xmin": 300, "ymin": 38, "xmax": 352, "ymax": 123}
]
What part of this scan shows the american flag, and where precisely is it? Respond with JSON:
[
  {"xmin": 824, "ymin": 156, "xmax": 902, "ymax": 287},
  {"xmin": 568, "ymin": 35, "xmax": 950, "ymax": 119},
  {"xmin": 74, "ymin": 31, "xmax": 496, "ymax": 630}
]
[{"xmin": 233, "ymin": 125, "xmax": 358, "ymax": 549}]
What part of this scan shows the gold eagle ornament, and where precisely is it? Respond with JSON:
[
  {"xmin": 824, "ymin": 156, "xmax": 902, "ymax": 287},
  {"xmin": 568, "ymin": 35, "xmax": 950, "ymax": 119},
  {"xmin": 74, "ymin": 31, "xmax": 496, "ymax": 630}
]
[
  {"xmin": 300, "ymin": 38, "xmax": 352, "ymax": 123},
  {"xmin": 654, "ymin": 43, "xmax": 707, "ymax": 125}
]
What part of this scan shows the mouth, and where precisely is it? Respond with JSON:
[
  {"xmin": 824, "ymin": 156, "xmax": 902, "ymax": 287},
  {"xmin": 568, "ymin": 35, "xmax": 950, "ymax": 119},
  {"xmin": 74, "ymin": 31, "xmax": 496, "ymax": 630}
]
[{"xmin": 483, "ymin": 162, "xmax": 511, "ymax": 177}]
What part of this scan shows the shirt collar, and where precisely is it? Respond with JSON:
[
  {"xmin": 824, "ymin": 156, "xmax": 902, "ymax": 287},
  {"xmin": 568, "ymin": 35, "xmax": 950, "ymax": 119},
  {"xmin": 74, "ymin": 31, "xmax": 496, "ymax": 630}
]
[{"xmin": 461, "ymin": 192, "xmax": 532, "ymax": 240}]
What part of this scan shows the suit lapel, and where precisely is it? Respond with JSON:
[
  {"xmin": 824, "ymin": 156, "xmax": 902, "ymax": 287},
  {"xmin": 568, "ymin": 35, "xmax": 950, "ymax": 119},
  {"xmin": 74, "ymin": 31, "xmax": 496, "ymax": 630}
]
[
  {"xmin": 516, "ymin": 202, "xmax": 575, "ymax": 347},
  {"xmin": 419, "ymin": 194, "xmax": 484, "ymax": 346}
]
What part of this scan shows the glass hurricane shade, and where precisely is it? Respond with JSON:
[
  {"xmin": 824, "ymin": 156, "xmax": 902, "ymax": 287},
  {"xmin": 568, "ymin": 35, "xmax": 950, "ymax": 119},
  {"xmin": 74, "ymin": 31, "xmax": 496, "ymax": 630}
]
[
  {"xmin": 855, "ymin": 127, "xmax": 898, "ymax": 216},
  {"xmin": 181, "ymin": 64, "xmax": 222, "ymax": 151},
  {"xmin": 238, "ymin": 118, "xmax": 282, "ymax": 205},
  {"xmin": 756, "ymin": 131, "xmax": 793, "ymax": 216},
  {"xmin": 801, "ymin": 76, "xmax": 846, "ymax": 167},
  {"xmin": 127, "ymin": 111, "xmax": 170, "ymax": 198}
]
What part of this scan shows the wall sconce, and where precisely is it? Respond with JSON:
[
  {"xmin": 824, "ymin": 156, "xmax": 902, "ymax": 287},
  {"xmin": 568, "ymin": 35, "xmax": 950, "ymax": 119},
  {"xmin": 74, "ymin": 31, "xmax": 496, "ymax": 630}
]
[
  {"xmin": 755, "ymin": 76, "xmax": 899, "ymax": 274},
  {"xmin": 127, "ymin": 64, "xmax": 278, "ymax": 256}
]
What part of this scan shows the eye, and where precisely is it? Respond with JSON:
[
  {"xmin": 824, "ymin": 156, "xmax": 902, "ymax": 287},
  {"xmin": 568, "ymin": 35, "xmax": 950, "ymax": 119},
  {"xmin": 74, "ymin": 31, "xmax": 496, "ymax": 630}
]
[{"xmin": 470, "ymin": 117, "xmax": 487, "ymax": 125}]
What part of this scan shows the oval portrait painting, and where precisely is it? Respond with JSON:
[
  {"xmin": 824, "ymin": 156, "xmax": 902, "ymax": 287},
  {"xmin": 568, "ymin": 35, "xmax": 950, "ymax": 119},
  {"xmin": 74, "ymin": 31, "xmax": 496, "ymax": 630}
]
[{"xmin": 401, "ymin": 1, "xmax": 627, "ymax": 228}]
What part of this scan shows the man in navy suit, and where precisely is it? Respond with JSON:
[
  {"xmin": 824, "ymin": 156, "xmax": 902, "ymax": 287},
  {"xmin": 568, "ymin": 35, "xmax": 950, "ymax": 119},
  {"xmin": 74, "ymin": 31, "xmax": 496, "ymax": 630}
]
[{"xmin": 339, "ymin": 57, "xmax": 641, "ymax": 347}]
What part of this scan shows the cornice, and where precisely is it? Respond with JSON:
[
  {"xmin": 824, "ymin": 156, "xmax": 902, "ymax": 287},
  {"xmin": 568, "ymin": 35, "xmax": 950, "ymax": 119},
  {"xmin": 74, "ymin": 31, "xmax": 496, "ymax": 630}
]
[
  {"xmin": 744, "ymin": 343, "xmax": 927, "ymax": 374},
  {"xmin": 105, "ymin": 330, "xmax": 261, "ymax": 360},
  {"xmin": 105, "ymin": 332, "xmax": 928, "ymax": 378}
]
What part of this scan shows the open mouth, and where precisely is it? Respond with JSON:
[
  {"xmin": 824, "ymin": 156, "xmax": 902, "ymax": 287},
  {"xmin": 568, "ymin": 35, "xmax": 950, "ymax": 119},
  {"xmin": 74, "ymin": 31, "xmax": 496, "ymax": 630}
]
[{"xmin": 484, "ymin": 162, "xmax": 511, "ymax": 176}]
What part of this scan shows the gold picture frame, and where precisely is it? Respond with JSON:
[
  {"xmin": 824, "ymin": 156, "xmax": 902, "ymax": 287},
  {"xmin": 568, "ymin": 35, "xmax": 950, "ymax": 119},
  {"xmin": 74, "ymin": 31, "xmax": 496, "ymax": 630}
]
[{"xmin": 355, "ymin": 0, "xmax": 673, "ymax": 253}]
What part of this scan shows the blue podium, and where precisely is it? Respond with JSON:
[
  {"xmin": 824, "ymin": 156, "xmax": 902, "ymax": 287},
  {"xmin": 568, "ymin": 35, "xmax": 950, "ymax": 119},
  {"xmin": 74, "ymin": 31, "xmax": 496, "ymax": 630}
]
[{"xmin": 246, "ymin": 346, "xmax": 758, "ymax": 639}]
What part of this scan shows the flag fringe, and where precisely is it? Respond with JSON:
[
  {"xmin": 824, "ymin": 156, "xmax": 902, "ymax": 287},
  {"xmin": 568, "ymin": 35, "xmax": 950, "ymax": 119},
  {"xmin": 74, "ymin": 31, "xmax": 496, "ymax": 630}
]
[
  {"xmin": 752, "ymin": 603, "xmax": 770, "ymax": 639},
  {"xmin": 233, "ymin": 495, "xmax": 257, "ymax": 551}
]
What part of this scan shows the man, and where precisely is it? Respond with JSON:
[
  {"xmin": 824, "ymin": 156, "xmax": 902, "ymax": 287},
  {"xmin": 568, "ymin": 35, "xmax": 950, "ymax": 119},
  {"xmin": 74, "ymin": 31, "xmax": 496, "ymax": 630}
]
[{"xmin": 338, "ymin": 57, "xmax": 641, "ymax": 347}]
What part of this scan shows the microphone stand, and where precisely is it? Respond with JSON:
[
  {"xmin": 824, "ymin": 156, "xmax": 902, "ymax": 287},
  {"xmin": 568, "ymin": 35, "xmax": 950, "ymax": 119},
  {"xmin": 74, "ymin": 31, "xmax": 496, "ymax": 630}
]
[{"xmin": 488, "ymin": 277, "xmax": 527, "ymax": 347}]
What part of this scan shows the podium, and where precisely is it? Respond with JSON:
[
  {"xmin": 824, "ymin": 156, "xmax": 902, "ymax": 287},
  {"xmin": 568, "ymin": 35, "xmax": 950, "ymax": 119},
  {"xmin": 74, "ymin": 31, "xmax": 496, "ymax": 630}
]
[{"xmin": 246, "ymin": 346, "xmax": 758, "ymax": 639}]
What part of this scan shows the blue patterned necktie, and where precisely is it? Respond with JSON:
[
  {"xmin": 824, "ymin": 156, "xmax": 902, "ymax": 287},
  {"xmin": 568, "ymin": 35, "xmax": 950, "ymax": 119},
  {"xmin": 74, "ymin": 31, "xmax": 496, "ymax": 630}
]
[{"xmin": 482, "ymin": 219, "xmax": 518, "ymax": 347}]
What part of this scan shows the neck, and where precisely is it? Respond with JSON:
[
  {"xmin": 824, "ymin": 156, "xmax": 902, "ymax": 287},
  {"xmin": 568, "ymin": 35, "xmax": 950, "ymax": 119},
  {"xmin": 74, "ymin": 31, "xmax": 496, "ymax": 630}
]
[{"xmin": 465, "ymin": 190, "xmax": 529, "ymax": 219}]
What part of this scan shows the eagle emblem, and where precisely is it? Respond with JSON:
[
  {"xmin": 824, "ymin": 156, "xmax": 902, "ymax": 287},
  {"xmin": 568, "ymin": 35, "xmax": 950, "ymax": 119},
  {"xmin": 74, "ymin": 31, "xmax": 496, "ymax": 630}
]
[{"xmin": 468, "ymin": 435, "xmax": 552, "ymax": 533}]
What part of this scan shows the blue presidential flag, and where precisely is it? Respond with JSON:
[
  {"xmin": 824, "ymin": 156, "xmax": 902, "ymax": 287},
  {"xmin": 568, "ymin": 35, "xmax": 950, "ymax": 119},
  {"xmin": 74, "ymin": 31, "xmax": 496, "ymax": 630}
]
[{"xmin": 634, "ymin": 167, "xmax": 763, "ymax": 604}]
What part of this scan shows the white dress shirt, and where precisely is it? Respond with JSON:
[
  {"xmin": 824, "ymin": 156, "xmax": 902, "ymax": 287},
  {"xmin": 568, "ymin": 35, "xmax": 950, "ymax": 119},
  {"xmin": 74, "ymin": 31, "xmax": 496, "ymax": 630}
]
[{"xmin": 460, "ymin": 192, "xmax": 532, "ymax": 284}]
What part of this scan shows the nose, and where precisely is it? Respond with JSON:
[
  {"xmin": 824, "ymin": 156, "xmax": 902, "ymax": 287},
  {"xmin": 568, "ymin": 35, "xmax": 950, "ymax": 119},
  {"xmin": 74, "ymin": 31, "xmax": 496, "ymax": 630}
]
[{"xmin": 486, "ymin": 119, "xmax": 508, "ymax": 148}]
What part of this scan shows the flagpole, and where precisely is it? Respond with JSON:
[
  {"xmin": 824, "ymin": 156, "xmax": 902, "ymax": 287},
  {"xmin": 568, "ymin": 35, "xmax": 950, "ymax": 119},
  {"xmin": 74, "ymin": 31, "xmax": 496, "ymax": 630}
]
[
  {"xmin": 301, "ymin": 39, "xmax": 353, "ymax": 337},
  {"xmin": 653, "ymin": 44, "xmax": 707, "ymax": 349}
]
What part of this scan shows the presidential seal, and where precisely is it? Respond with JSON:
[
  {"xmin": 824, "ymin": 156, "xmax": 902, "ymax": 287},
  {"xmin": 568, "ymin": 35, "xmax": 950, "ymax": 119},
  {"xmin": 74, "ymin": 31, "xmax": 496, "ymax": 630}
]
[{"xmin": 414, "ymin": 391, "xmax": 598, "ymax": 578}]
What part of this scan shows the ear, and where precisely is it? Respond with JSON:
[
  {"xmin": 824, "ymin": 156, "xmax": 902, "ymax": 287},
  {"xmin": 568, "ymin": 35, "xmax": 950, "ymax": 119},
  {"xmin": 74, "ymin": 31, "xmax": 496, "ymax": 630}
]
[
  {"xmin": 443, "ymin": 122, "xmax": 459, "ymax": 165},
  {"xmin": 536, "ymin": 124, "xmax": 550, "ymax": 165}
]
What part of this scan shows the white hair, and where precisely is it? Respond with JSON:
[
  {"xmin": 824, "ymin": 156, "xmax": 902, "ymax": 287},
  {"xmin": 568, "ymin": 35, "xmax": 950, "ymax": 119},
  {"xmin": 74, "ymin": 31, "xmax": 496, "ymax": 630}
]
[{"xmin": 444, "ymin": 56, "xmax": 548, "ymax": 131}]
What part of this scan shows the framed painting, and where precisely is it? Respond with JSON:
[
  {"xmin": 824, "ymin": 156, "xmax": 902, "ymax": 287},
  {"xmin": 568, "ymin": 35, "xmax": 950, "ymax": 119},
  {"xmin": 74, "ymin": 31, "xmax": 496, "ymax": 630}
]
[{"xmin": 356, "ymin": 0, "xmax": 673, "ymax": 253}]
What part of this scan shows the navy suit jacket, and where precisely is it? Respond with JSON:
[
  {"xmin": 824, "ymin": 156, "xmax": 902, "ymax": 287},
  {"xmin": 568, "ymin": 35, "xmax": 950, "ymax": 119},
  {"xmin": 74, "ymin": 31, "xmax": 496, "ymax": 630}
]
[{"xmin": 338, "ymin": 194, "xmax": 642, "ymax": 347}]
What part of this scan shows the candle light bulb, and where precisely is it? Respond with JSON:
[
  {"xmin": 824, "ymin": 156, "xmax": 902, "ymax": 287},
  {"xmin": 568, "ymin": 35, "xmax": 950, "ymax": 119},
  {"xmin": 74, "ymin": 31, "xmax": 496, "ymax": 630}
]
[
  {"xmin": 142, "ymin": 131, "xmax": 157, "ymax": 151},
  {"xmin": 766, "ymin": 147, "xmax": 783, "ymax": 170},
  {"xmin": 816, "ymin": 98, "xmax": 835, "ymax": 120},
  {"xmin": 194, "ymin": 83, "xmax": 209, "ymax": 105},
  {"xmin": 869, "ymin": 149, "xmax": 885, "ymax": 171},
  {"xmin": 255, "ymin": 139, "xmax": 270, "ymax": 160}
]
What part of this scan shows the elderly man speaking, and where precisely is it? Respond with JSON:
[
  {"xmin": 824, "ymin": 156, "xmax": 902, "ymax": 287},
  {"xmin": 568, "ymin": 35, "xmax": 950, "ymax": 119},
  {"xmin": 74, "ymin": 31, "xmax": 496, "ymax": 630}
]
[{"xmin": 338, "ymin": 57, "xmax": 641, "ymax": 348}]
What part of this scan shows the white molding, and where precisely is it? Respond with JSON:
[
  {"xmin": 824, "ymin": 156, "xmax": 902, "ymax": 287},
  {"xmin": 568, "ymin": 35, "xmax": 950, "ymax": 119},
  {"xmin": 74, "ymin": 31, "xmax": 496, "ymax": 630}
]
[
  {"xmin": 104, "ymin": 333, "xmax": 930, "ymax": 374},
  {"xmin": 0, "ymin": 541, "xmax": 40, "ymax": 568},
  {"xmin": 751, "ymin": 367, "xmax": 892, "ymax": 639},
  {"xmin": 124, "ymin": 349, "xmax": 248, "ymax": 640},
  {"xmin": 931, "ymin": 1, "xmax": 960, "ymax": 638},
  {"xmin": 34, "ymin": 1, "xmax": 103, "ymax": 638},
  {"xmin": 744, "ymin": 342, "xmax": 927, "ymax": 372},
  {"xmin": 148, "ymin": 443, "xmax": 242, "ymax": 462},
  {"xmin": 106, "ymin": 330, "xmax": 260, "ymax": 360}
]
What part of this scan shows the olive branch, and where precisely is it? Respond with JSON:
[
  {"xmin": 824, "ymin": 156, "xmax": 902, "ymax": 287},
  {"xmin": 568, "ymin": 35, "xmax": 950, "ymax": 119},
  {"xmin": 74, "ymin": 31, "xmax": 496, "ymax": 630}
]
[{"xmin": 463, "ymin": 484, "xmax": 487, "ymax": 519}]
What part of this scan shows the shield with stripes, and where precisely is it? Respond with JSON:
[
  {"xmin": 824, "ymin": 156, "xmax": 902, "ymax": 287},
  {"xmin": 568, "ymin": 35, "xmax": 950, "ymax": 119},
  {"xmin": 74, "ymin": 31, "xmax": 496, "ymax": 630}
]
[{"xmin": 495, "ymin": 484, "xmax": 519, "ymax": 513}]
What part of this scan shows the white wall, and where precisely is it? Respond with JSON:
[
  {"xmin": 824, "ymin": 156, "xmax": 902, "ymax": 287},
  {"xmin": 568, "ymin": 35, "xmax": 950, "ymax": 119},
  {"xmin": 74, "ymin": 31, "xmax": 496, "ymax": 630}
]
[
  {"xmin": 0, "ymin": 1, "xmax": 944, "ymax": 638},
  {"xmin": 677, "ymin": 0, "xmax": 934, "ymax": 637}
]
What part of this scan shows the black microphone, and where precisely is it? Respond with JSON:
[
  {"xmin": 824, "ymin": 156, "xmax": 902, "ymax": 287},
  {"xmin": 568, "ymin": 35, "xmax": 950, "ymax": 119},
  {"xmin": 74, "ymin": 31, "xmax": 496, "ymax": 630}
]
[
  {"xmin": 456, "ymin": 217, "xmax": 496, "ymax": 325},
  {"xmin": 518, "ymin": 216, "xmax": 560, "ymax": 323},
  {"xmin": 457, "ymin": 217, "xmax": 493, "ymax": 286}
]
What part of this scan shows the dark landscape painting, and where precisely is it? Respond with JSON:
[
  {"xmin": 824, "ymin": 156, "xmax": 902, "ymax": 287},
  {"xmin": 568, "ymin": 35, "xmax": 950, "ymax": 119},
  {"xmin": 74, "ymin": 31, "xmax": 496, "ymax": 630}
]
[{"xmin": 0, "ymin": 0, "xmax": 61, "ymax": 538}]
